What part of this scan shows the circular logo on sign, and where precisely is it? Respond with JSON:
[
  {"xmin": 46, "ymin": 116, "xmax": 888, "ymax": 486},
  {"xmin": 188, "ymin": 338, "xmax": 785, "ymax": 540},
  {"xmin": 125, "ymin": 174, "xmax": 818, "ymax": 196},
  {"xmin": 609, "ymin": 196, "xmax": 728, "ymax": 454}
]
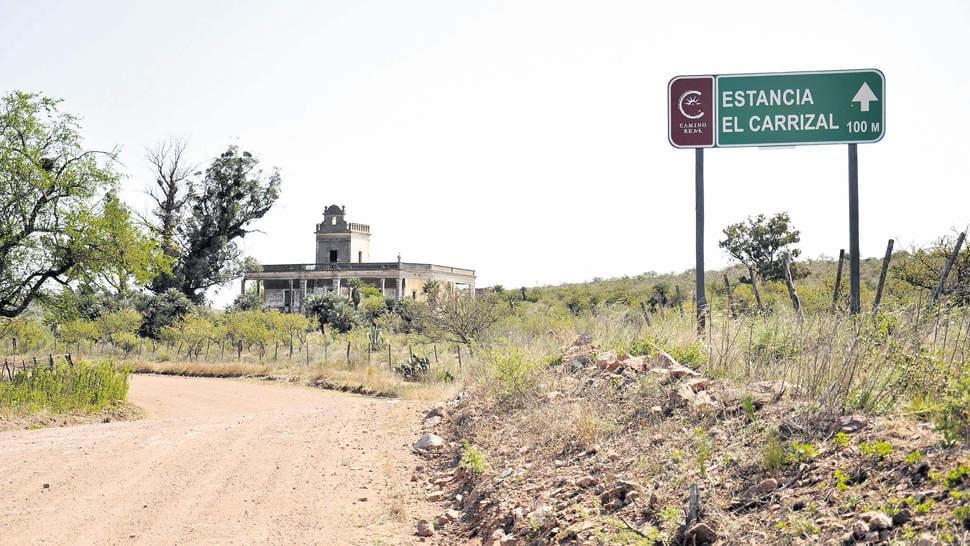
[{"xmin": 678, "ymin": 90, "xmax": 704, "ymax": 120}]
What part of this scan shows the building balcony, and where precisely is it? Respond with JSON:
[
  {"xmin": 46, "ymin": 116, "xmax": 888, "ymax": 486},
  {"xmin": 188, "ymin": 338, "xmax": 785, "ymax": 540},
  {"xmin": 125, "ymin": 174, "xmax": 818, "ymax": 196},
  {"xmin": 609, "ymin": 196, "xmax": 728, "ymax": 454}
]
[{"xmin": 248, "ymin": 262, "xmax": 475, "ymax": 276}]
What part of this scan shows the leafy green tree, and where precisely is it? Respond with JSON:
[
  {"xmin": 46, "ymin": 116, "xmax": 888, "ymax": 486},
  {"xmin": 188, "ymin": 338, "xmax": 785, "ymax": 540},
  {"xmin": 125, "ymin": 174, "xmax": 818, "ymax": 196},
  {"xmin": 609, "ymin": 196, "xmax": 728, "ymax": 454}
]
[
  {"xmin": 162, "ymin": 312, "xmax": 215, "ymax": 360},
  {"xmin": 221, "ymin": 310, "xmax": 273, "ymax": 359},
  {"xmin": 0, "ymin": 92, "xmax": 119, "ymax": 317},
  {"xmin": 268, "ymin": 312, "xmax": 312, "ymax": 358},
  {"xmin": 80, "ymin": 193, "xmax": 170, "ymax": 298},
  {"xmin": 164, "ymin": 146, "xmax": 280, "ymax": 303},
  {"xmin": 57, "ymin": 318, "xmax": 100, "ymax": 349},
  {"xmin": 0, "ymin": 316, "xmax": 52, "ymax": 354},
  {"xmin": 96, "ymin": 308, "xmax": 142, "ymax": 354},
  {"xmin": 719, "ymin": 213, "xmax": 803, "ymax": 284}
]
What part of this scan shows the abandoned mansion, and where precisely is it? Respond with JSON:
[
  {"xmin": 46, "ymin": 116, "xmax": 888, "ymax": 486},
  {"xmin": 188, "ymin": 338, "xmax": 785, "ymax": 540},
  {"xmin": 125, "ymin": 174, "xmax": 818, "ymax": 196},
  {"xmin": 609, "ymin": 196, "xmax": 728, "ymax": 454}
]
[{"xmin": 242, "ymin": 205, "xmax": 476, "ymax": 313}]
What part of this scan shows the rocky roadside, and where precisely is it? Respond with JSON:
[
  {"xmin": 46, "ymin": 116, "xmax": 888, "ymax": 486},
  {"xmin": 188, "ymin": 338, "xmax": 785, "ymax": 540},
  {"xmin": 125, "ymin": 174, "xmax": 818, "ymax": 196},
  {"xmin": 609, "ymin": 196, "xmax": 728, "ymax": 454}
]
[{"xmin": 404, "ymin": 335, "xmax": 970, "ymax": 545}]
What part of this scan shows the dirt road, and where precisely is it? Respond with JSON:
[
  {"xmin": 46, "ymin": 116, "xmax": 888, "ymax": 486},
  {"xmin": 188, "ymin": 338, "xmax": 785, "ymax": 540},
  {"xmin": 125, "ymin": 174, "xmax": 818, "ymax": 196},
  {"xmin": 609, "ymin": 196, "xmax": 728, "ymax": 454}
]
[{"xmin": 0, "ymin": 374, "xmax": 436, "ymax": 545}]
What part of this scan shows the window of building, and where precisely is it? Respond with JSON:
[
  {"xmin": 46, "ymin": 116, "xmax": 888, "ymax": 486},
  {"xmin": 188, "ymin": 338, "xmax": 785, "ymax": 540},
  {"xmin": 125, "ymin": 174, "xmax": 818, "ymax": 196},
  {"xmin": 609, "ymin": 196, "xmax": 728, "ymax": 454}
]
[
  {"xmin": 412, "ymin": 290, "xmax": 417, "ymax": 299},
  {"xmin": 329, "ymin": 250, "xmax": 338, "ymax": 263},
  {"xmin": 358, "ymin": 251, "xmax": 362, "ymax": 263}
]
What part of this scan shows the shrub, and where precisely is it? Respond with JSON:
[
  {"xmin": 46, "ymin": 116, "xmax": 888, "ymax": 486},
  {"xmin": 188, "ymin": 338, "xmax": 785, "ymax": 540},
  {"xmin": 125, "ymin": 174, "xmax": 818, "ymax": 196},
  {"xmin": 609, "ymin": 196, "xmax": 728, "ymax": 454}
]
[
  {"xmin": 572, "ymin": 411, "xmax": 617, "ymax": 449},
  {"xmin": 460, "ymin": 441, "xmax": 488, "ymax": 475},
  {"xmin": 0, "ymin": 360, "xmax": 130, "ymax": 415},
  {"xmin": 859, "ymin": 441, "xmax": 893, "ymax": 460},
  {"xmin": 668, "ymin": 340, "xmax": 706, "ymax": 367},
  {"xmin": 929, "ymin": 375, "xmax": 970, "ymax": 444},
  {"xmin": 305, "ymin": 293, "xmax": 359, "ymax": 334},
  {"xmin": 762, "ymin": 433, "xmax": 788, "ymax": 474},
  {"xmin": 488, "ymin": 347, "xmax": 540, "ymax": 403},
  {"xmin": 627, "ymin": 335, "xmax": 665, "ymax": 357},
  {"xmin": 395, "ymin": 354, "xmax": 431, "ymax": 381}
]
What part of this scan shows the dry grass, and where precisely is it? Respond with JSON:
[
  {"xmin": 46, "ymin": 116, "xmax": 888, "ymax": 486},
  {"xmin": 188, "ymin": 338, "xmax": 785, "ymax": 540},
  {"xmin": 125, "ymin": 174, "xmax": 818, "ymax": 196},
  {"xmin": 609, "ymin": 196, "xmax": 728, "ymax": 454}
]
[
  {"xmin": 127, "ymin": 359, "xmax": 268, "ymax": 377},
  {"xmin": 125, "ymin": 357, "xmax": 460, "ymax": 400}
]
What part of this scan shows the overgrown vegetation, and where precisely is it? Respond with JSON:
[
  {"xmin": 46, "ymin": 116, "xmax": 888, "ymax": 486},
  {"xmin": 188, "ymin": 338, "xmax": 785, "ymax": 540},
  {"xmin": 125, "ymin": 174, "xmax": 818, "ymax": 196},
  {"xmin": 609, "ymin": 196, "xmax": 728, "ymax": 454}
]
[{"xmin": 0, "ymin": 360, "xmax": 130, "ymax": 415}]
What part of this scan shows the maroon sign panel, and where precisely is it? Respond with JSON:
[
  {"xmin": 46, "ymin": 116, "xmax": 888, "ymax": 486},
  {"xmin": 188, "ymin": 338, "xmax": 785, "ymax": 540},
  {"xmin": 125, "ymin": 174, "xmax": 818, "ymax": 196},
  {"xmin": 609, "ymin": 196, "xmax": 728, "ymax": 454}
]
[{"xmin": 668, "ymin": 75, "xmax": 715, "ymax": 148}]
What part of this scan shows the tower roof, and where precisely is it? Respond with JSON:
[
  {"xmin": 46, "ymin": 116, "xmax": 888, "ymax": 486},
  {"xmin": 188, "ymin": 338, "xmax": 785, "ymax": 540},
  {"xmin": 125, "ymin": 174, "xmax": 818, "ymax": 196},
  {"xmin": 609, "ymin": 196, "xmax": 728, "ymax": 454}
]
[{"xmin": 324, "ymin": 204, "xmax": 344, "ymax": 216}]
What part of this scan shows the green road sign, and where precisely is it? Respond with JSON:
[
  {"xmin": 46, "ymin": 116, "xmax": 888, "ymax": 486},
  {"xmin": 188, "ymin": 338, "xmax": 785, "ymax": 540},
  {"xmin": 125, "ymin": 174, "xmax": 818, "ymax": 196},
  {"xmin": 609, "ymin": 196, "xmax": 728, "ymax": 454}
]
[{"xmin": 715, "ymin": 69, "xmax": 884, "ymax": 147}]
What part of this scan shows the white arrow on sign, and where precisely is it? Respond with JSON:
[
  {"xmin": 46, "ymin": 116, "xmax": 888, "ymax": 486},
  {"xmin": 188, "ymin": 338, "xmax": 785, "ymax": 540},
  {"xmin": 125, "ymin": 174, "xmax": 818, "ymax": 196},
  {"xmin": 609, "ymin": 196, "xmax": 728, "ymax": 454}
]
[{"xmin": 852, "ymin": 82, "xmax": 878, "ymax": 112}]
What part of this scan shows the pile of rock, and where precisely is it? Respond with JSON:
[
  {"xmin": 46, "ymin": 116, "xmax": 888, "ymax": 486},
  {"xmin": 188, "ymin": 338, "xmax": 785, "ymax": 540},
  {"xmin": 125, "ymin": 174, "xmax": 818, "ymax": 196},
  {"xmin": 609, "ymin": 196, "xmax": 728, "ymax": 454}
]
[
  {"xmin": 562, "ymin": 335, "xmax": 817, "ymax": 424},
  {"xmin": 595, "ymin": 479, "xmax": 643, "ymax": 512},
  {"xmin": 843, "ymin": 511, "xmax": 896, "ymax": 544},
  {"xmin": 556, "ymin": 334, "xmax": 732, "ymax": 419}
]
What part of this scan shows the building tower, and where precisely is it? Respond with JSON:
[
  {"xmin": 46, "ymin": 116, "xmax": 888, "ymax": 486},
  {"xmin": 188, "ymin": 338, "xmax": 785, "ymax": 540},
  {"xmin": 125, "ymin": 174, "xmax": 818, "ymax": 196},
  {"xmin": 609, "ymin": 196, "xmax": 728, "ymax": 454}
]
[{"xmin": 315, "ymin": 204, "xmax": 371, "ymax": 264}]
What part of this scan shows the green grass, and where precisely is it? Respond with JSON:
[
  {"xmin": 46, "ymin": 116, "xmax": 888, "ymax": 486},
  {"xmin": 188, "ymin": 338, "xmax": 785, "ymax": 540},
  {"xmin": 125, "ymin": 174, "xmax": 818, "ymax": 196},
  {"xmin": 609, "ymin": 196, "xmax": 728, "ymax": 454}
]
[{"xmin": 0, "ymin": 360, "xmax": 130, "ymax": 415}]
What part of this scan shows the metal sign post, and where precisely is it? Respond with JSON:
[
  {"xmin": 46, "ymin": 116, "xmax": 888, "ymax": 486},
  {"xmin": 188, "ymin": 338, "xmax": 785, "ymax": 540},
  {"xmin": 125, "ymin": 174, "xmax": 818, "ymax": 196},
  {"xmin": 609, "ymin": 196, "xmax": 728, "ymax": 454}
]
[
  {"xmin": 848, "ymin": 143, "xmax": 860, "ymax": 313},
  {"xmin": 695, "ymin": 148, "xmax": 706, "ymax": 332}
]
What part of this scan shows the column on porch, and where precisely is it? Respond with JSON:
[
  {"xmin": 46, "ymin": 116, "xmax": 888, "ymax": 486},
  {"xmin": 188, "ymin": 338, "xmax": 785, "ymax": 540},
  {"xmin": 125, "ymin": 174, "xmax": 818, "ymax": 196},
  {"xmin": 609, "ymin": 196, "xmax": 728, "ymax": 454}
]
[
  {"xmin": 396, "ymin": 277, "xmax": 403, "ymax": 301},
  {"xmin": 300, "ymin": 279, "xmax": 307, "ymax": 312},
  {"xmin": 380, "ymin": 278, "xmax": 386, "ymax": 297}
]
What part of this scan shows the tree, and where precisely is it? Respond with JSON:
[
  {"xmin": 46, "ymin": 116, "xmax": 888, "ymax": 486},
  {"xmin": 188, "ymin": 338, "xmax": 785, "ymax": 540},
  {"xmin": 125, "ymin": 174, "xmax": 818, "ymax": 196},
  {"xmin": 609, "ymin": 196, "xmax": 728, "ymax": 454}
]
[
  {"xmin": 230, "ymin": 290, "xmax": 264, "ymax": 311},
  {"xmin": 422, "ymin": 280, "xmax": 442, "ymax": 306},
  {"xmin": 163, "ymin": 312, "xmax": 216, "ymax": 360},
  {"xmin": 305, "ymin": 293, "xmax": 358, "ymax": 334},
  {"xmin": 897, "ymin": 235, "xmax": 970, "ymax": 305},
  {"xmin": 144, "ymin": 139, "xmax": 195, "ymax": 293},
  {"xmin": 0, "ymin": 92, "xmax": 119, "ymax": 317},
  {"xmin": 427, "ymin": 294, "xmax": 506, "ymax": 345},
  {"xmin": 221, "ymin": 310, "xmax": 273, "ymax": 360},
  {"xmin": 96, "ymin": 308, "xmax": 142, "ymax": 354},
  {"xmin": 147, "ymin": 145, "xmax": 280, "ymax": 303},
  {"xmin": 81, "ymin": 193, "xmax": 170, "ymax": 298},
  {"xmin": 719, "ymin": 213, "xmax": 803, "ymax": 284},
  {"xmin": 134, "ymin": 288, "xmax": 194, "ymax": 339}
]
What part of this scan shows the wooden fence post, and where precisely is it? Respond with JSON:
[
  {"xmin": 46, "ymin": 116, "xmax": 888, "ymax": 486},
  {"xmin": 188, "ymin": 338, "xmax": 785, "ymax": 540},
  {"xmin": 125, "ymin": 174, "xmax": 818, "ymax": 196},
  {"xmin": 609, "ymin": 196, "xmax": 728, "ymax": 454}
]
[
  {"xmin": 872, "ymin": 239, "xmax": 894, "ymax": 314},
  {"xmin": 723, "ymin": 274, "xmax": 735, "ymax": 319},
  {"xmin": 747, "ymin": 266, "xmax": 764, "ymax": 315},
  {"xmin": 832, "ymin": 248, "xmax": 846, "ymax": 311},
  {"xmin": 931, "ymin": 232, "xmax": 967, "ymax": 306},
  {"xmin": 675, "ymin": 286, "xmax": 685, "ymax": 318},
  {"xmin": 783, "ymin": 255, "xmax": 803, "ymax": 323}
]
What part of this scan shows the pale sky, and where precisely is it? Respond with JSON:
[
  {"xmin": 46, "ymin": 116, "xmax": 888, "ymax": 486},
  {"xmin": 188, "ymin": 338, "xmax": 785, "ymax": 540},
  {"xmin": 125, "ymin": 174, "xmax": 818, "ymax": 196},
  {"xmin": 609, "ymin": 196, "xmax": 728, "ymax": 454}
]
[{"xmin": 2, "ymin": 0, "xmax": 969, "ymax": 306}]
